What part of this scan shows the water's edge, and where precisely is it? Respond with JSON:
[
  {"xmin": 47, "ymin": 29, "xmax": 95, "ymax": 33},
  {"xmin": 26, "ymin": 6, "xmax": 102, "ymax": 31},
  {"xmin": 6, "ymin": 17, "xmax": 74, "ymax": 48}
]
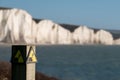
[{"xmin": 0, "ymin": 45, "xmax": 120, "ymax": 80}]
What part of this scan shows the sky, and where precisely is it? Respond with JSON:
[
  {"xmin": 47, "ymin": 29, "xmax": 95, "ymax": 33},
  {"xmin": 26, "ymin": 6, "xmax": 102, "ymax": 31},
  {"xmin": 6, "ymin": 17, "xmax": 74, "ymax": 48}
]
[{"xmin": 0, "ymin": 0, "xmax": 120, "ymax": 30}]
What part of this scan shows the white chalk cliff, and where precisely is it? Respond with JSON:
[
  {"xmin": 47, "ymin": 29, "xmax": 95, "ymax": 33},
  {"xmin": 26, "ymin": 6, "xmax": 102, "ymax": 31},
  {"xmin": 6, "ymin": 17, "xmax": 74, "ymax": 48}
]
[
  {"xmin": 94, "ymin": 30, "xmax": 113, "ymax": 45},
  {"xmin": 0, "ymin": 9, "xmax": 35, "ymax": 44},
  {"xmin": 36, "ymin": 20, "xmax": 72, "ymax": 44},
  {"xmin": 114, "ymin": 38, "xmax": 120, "ymax": 45},
  {"xmin": 0, "ymin": 8, "xmax": 72, "ymax": 44},
  {"xmin": 73, "ymin": 26, "xmax": 94, "ymax": 44},
  {"xmin": 0, "ymin": 8, "xmax": 119, "ymax": 45}
]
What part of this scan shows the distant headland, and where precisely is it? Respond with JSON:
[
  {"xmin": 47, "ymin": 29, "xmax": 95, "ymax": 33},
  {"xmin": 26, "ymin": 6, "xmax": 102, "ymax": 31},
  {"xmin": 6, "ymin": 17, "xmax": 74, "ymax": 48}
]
[{"xmin": 0, "ymin": 7, "xmax": 120, "ymax": 45}]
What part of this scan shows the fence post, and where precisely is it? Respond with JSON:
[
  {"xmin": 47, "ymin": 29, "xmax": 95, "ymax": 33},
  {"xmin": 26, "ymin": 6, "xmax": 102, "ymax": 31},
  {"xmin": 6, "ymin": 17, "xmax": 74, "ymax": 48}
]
[{"xmin": 11, "ymin": 45, "xmax": 37, "ymax": 80}]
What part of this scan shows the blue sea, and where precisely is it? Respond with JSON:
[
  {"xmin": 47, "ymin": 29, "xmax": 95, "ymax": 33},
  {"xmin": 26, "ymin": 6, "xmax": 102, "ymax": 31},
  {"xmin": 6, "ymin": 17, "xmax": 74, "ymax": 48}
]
[{"xmin": 0, "ymin": 45, "xmax": 120, "ymax": 80}]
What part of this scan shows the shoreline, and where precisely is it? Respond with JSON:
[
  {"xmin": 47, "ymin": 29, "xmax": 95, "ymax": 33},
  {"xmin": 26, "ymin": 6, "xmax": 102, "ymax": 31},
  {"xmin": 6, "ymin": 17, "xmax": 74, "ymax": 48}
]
[{"xmin": 0, "ymin": 61, "xmax": 58, "ymax": 80}]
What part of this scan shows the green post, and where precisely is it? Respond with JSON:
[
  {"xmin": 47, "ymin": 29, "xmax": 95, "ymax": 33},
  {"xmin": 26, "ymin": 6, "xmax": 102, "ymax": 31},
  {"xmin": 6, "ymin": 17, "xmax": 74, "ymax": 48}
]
[{"xmin": 11, "ymin": 45, "xmax": 37, "ymax": 80}]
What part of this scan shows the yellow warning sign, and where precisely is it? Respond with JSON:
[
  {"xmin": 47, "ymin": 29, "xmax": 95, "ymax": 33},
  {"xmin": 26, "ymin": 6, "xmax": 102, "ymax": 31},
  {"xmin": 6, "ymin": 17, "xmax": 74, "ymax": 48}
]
[
  {"xmin": 27, "ymin": 47, "xmax": 37, "ymax": 62},
  {"xmin": 15, "ymin": 50, "xmax": 24, "ymax": 63}
]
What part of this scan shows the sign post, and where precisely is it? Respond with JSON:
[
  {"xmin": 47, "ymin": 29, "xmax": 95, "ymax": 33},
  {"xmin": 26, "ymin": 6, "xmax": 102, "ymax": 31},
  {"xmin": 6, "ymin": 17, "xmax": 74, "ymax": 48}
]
[{"xmin": 11, "ymin": 45, "xmax": 37, "ymax": 80}]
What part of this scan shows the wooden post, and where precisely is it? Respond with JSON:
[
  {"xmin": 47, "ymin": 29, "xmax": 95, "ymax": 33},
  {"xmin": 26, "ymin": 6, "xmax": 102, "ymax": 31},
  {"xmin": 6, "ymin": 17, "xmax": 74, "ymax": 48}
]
[{"xmin": 11, "ymin": 45, "xmax": 37, "ymax": 80}]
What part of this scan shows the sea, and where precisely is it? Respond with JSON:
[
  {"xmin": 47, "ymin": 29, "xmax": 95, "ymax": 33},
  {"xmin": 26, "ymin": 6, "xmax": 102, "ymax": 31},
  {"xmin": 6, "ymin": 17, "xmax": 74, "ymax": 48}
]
[{"xmin": 0, "ymin": 45, "xmax": 120, "ymax": 80}]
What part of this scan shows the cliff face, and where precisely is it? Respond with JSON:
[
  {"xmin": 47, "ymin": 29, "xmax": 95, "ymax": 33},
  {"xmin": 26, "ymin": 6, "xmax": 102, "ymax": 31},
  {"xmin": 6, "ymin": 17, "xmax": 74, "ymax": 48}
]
[
  {"xmin": 114, "ymin": 38, "xmax": 120, "ymax": 45},
  {"xmin": 0, "ymin": 9, "xmax": 35, "ymax": 44},
  {"xmin": 36, "ymin": 20, "xmax": 72, "ymax": 44},
  {"xmin": 0, "ymin": 8, "xmax": 119, "ymax": 45},
  {"xmin": 73, "ymin": 26, "xmax": 94, "ymax": 44},
  {"xmin": 94, "ymin": 30, "xmax": 113, "ymax": 45}
]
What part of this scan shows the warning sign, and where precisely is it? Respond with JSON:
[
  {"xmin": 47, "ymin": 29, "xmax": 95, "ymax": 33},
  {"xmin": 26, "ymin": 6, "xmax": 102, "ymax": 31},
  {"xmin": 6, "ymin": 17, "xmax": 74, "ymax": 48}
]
[
  {"xmin": 11, "ymin": 45, "xmax": 26, "ymax": 64},
  {"xmin": 27, "ymin": 47, "xmax": 37, "ymax": 63},
  {"xmin": 14, "ymin": 50, "xmax": 24, "ymax": 63}
]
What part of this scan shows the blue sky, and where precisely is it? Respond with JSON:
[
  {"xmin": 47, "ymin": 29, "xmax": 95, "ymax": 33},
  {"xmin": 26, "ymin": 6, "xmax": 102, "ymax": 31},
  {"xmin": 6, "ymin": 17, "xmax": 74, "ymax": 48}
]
[{"xmin": 0, "ymin": 0, "xmax": 120, "ymax": 30}]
